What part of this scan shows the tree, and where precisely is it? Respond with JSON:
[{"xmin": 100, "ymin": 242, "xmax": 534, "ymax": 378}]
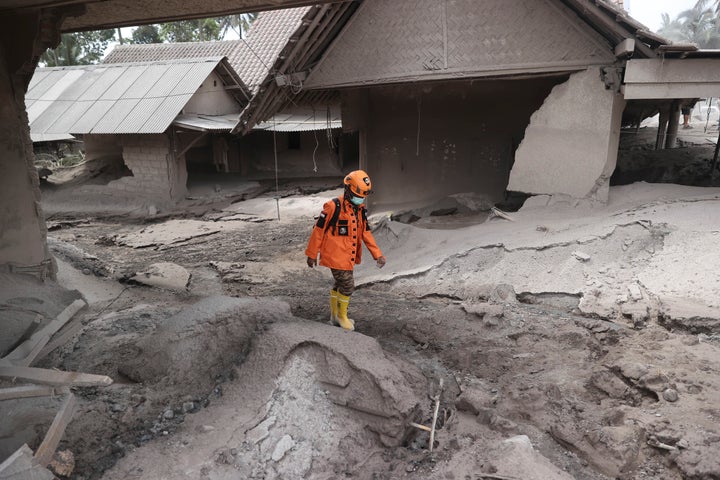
[
  {"xmin": 131, "ymin": 24, "xmax": 163, "ymax": 44},
  {"xmin": 658, "ymin": 0, "xmax": 720, "ymax": 48},
  {"xmin": 218, "ymin": 13, "xmax": 258, "ymax": 39},
  {"xmin": 159, "ymin": 18, "xmax": 222, "ymax": 42},
  {"xmin": 40, "ymin": 29, "xmax": 115, "ymax": 66}
]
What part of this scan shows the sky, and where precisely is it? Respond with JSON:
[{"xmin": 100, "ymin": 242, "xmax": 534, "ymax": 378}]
[{"xmin": 626, "ymin": 0, "xmax": 698, "ymax": 32}]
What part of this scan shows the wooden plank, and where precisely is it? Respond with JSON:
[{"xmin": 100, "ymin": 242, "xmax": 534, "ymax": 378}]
[
  {"xmin": 0, "ymin": 385, "xmax": 55, "ymax": 401},
  {"xmin": 0, "ymin": 365, "xmax": 113, "ymax": 387},
  {"xmin": 2, "ymin": 300, "xmax": 85, "ymax": 366},
  {"xmin": 35, "ymin": 318, "xmax": 84, "ymax": 363},
  {"xmin": 34, "ymin": 392, "xmax": 77, "ymax": 467},
  {"xmin": 0, "ymin": 444, "xmax": 54, "ymax": 480}
]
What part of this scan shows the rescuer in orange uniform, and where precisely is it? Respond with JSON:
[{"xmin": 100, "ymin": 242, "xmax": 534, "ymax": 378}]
[{"xmin": 305, "ymin": 170, "xmax": 386, "ymax": 331}]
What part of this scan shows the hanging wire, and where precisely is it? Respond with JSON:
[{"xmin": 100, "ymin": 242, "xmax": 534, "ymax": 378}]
[
  {"xmin": 272, "ymin": 114, "xmax": 281, "ymax": 221},
  {"xmin": 312, "ymin": 107, "xmax": 319, "ymax": 173}
]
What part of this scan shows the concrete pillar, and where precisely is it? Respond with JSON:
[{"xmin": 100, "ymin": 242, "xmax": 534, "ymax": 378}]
[
  {"xmin": 655, "ymin": 106, "xmax": 670, "ymax": 150},
  {"xmin": 665, "ymin": 101, "xmax": 681, "ymax": 149},
  {"xmin": 0, "ymin": 29, "xmax": 54, "ymax": 278},
  {"xmin": 507, "ymin": 68, "xmax": 626, "ymax": 203}
]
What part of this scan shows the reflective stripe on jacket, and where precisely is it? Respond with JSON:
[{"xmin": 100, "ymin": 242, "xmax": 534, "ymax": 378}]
[{"xmin": 305, "ymin": 195, "xmax": 383, "ymax": 271}]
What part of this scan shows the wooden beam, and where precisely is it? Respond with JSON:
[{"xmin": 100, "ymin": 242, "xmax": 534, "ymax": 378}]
[
  {"xmin": 0, "ymin": 385, "xmax": 56, "ymax": 401},
  {"xmin": 0, "ymin": 365, "xmax": 113, "ymax": 387},
  {"xmin": 2, "ymin": 299, "xmax": 85, "ymax": 366},
  {"xmin": 34, "ymin": 392, "xmax": 77, "ymax": 467}
]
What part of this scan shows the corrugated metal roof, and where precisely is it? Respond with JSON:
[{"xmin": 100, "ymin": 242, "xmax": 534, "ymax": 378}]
[
  {"xmin": 173, "ymin": 113, "xmax": 239, "ymax": 131},
  {"xmin": 30, "ymin": 133, "xmax": 76, "ymax": 142},
  {"xmin": 253, "ymin": 106, "xmax": 341, "ymax": 132},
  {"xmin": 27, "ymin": 57, "xmax": 237, "ymax": 136}
]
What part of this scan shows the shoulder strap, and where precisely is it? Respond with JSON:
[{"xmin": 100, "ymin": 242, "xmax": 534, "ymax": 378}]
[
  {"xmin": 361, "ymin": 207, "xmax": 370, "ymax": 231},
  {"xmin": 326, "ymin": 197, "xmax": 342, "ymax": 234}
]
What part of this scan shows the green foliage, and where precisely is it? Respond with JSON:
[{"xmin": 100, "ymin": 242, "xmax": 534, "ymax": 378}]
[
  {"xmin": 131, "ymin": 24, "xmax": 163, "ymax": 44},
  {"xmin": 159, "ymin": 18, "xmax": 223, "ymax": 42},
  {"xmin": 218, "ymin": 13, "xmax": 258, "ymax": 39},
  {"xmin": 40, "ymin": 29, "xmax": 115, "ymax": 66},
  {"xmin": 658, "ymin": 0, "xmax": 720, "ymax": 48}
]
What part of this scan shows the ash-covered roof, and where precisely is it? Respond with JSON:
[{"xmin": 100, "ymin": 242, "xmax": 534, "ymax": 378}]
[{"xmin": 27, "ymin": 57, "xmax": 247, "ymax": 136}]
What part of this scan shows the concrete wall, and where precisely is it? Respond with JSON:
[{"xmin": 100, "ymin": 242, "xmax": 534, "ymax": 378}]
[
  {"xmin": 508, "ymin": 68, "xmax": 626, "ymax": 201},
  {"xmin": 0, "ymin": 37, "xmax": 54, "ymax": 277},
  {"xmin": 346, "ymin": 77, "xmax": 566, "ymax": 210},
  {"xmin": 102, "ymin": 134, "xmax": 188, "ymax": 201},
  {"xmin": 183, "ymin": 71, "xmax": 241, "ymax": 116}
]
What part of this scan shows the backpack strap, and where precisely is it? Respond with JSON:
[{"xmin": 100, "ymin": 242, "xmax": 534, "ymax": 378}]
[
  {"xmin": 361, "ymin": 207, "xmax": 370, "ymax": 232},
  {"xmin": 326, "ymin": 197, "xmax": 342, "ymax": 234}
]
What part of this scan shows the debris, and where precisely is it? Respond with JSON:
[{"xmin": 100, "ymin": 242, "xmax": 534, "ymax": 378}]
[
  {"xmin": 0, "ymin": 365, "xmax": 113, "ymax": 387},
  {"xmin": 489, "ymin": 207, "xmax": 515, "ymax": 222},
  {"xmin": 628, "ymin": 284, "xmax": 643, "ymax": 301},
  {"xmin": 48, "ymin": 450, "xmax": 75, "ymax": 477},
  {"xmin": 0, "ymin": 444, "xmax": 54, "ymax": 480},
  {"xmin": 572, "ymin": 251, "xmax": 591, "ymax": 262},
  {"xmin": 130, "ymin": 262, "xmax": 190, "ymax": 291},
  {"xmin": 429, "ymin": 378, "xmax": 444, "ymax": 452},
  {"xmin": 271, "ymin": 435, "xmax": 295, "ymax": 461},
  {"xmin": 35, "ymin": 391, "xmax": 77, "ymax": 466},
  {"xmin": 1, "ymin": 299, "xmax": 86, "ymax": 367}
]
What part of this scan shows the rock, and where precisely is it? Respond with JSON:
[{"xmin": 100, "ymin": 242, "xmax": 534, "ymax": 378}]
[
  {"xmin": 521, "ymin": 195, "xmax": 551, "ymax": 209},
  {"xmin": 628, "ymin": 284, "xmax": 643, "ymax": 301},
  {"xmin": 618, "ymin": 362, "xmax": 649, "ymax": 380},
  {"xmin": 182, "ymin": 401, "xmax": 196, "ymax": 413},
  {"xmin": 662, "ymin": 388, "xmax": 679, "ymax": 402},
  {"xmin": 572, "ymin": 251, "xmax": 591, "ymax": 262},
  {"xmin": 682, "ymin": 335, "xmax": 700, "ymax": 346},
  {"xmin": 461, "ymin": 302, "xmax": 504, "ymax": 319},
  {"xmin": 490, "ymin": 435, "xmax": 574, "ymax": 480},
  {"xmin": 455, "ymin": 386, "xmax": 495, "ymax": 414},
  {"xmin": 163, "ymin": 409, "xmax": 174, "ymax": 420},
  {"xmin": 49, "ymin": 450, "xmax": 75, "ymax": 477},
  {"xmin": 130, "ymin": 262, "xmax": 191, "ymax": 291},
  {"xmin": 271, "ymin": 435, "xmax": 295, "ymax": 462},
  {"xmin": 110, "ymin": 403, "xmax": 125, "ymax": 413},
  {"xmin": 246, "ymin": 416, "xmax": 276, "ymax": 445}
]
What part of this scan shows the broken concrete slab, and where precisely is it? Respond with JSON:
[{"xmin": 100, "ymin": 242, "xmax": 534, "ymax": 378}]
[
  {"xmin": 657, "ymin": 295, "xmax": 720, "ymax": 333},
  {"xmin": 114, "ymin": 220, "xmax": 222, "ymax": 249},
  {"xmin": 508, "ymin": 68, "xmax": 625, "ymax": 202},
  {"xmin": 130, "ymin": 262, "xmax": 190, "ymax": 291}
]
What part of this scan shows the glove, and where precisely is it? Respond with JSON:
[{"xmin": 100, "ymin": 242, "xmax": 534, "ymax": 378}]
[
  {"xmin": 376, "ymin": 256, "xmax": 386, "ymax": 268},
  {"xmin": 307, "ymin": 256, "xmax": 317, "ymax": 268}
]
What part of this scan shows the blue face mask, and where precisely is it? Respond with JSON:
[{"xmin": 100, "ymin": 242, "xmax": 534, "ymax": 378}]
[{"xmin": 350, "ymin": 195, "xmax": 365, "ymax": 206}]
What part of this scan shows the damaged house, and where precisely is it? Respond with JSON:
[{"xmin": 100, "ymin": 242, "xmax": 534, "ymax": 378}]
[
  {"xmin": 27, "ymin": 56, "xmax": 251, "ymax": 201},
  {"xmin": 28, "ymin": 10, "xmax": 350, "ymax": 203},
  {"xmin": 235, "ymin": 0, "xmax": 719, "ymax": 211}
]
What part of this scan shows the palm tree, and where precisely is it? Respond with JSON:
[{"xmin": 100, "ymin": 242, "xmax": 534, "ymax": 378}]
[
  {"xmin": 658, "ymin": 0, "xmax": 720, "ymax": 48},
  {"xmin": 218, "ymin": 13, "xmax": 258, "ymax": 39},
  {"xmin": 40, "ymin": 30, "xmax": 115, "ymax": 66}
]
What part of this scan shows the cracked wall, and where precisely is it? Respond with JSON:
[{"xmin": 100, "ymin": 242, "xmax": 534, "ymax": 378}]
[{"xmin": 507, "ymin": 68, "xmax": 625, "ymax": 202}]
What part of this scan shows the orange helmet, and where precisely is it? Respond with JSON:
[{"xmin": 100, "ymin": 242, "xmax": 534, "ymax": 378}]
[{"xmin": 344, "ymin": 170, "xmax": 372, "ymax": 197}]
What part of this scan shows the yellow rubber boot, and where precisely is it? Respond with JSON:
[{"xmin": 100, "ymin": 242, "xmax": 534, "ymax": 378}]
[
  {"xmin": 335, "ymin": 292, "xmax": 355, "ymax": 331},
  {"xmin": 329, "ymin": 289, "xmax": 339, "ymax": 325}
]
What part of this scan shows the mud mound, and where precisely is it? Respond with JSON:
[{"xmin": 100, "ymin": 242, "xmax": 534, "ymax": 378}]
[
  {"xmin": 102, "ymin": 319, "xmax": 427, "ymax": 479},
  {"xmin": 119, "ymin": 296, "xmax": 270, "ymax": 387}
]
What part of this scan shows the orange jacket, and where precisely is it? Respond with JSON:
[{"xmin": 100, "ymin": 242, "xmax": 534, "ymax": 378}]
[{"xmin": 305, "ymin": 195, "xmax": 383, "ymax": 271}]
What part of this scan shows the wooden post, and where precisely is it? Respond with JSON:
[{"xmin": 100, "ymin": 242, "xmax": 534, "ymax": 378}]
[
  {"xmin": 711, "ymin": 128, "xmax": 720, "ymax": 180},
  {"xmin": 35, "ymin": 392, "xmax": 77, "ymax": 466},
  {"xmin": 655, "ymin": 106, "xmax": 670, "ymax": 150},
  {"xmin": 665, "ymin": 101, "xmax": 681, "ymax": 149}
]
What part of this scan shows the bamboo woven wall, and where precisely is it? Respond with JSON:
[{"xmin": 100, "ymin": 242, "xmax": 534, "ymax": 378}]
[{"xmin": 305, "ymin": 0, "xmax": 616, "ymax": 89}]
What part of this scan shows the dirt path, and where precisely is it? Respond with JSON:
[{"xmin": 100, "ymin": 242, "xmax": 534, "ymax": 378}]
[{"xmin": 31, "ymin": 184, "xmax": 720, "ymax": 480}]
